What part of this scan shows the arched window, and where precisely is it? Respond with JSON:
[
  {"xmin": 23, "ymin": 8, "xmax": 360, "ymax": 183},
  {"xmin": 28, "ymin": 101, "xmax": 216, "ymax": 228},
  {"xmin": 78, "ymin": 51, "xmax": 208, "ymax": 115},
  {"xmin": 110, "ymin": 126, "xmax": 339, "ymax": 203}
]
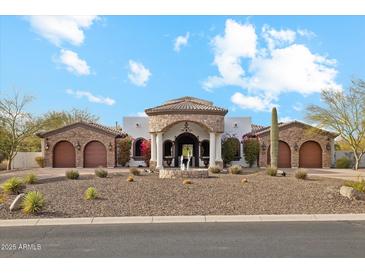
[
  {"xmin": 200, "ymin": 140, "xmax": 210, "ymax": 157},
  {"xmin": 134, "ymin": 138, "xmax": 145, "ymax": 158},
  {"xmin": 163, "ymin": 140, "xmax": 173, "ymax": 157}
]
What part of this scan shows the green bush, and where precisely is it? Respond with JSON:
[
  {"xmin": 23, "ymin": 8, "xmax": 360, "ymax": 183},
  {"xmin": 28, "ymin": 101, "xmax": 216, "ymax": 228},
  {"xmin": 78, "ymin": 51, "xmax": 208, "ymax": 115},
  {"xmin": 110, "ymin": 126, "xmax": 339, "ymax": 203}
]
[
  {"xmin": 345, "ymin": 179, "xmax": 365, "ymax": 192},
  {"xmin": 84, "ymin": 187, "xmax": 97, "ymax": 200},
  {"xmin": 336, "ymin": 157, "xmax": 351, "ymax": 168},
  {"xmin": 129, "ymin": 167, "xmax": 140, "ymax": 176},
  {"xmin": 208, "ymin": 166, "xmax": 221, "ymax": 174},
  {"xmin": 295, "ymin": 169, "xmax": 308, "ymax": 180},
  {"xmin": 229, "ymin": 165, "xmax": 242, "ymax": 175},
  {"xmin": 243, "ymin": 138, "xmax": 260, "ymax": 167},
  {"xmin": 66, "ymin": 170, "xmax": 79, "ymax": 180},
  {"xmin": 23, "ymin": 173, "xmax": 37, "ymax": 184},
  {"xmin": 222, "ymin": 137, "xmax": 240, "ymax": 165},
  {"xmin": 0, "ymin": 193, "xmax": 5, "ymax": 204},
  {"xmin": 1, "ymin": 177, "xmax": 25, "ymax": 194},
  {"xmin": 21, "ymin": 191, "xmax": 45, "ymax": 214},
  {"xmin": 117, "ymin": 137, "xmax": 132, "ymax": 166},
  {"xmin": 267, "ymin": 168, "xmax": 277, "ymax": 176},
  {"xmin": 35, "ymin": 156, "xmax": 45, "ymax": 168},
  {"xmin": 95, "ymin": 168, "xmax": 108, "ymax": 178}
]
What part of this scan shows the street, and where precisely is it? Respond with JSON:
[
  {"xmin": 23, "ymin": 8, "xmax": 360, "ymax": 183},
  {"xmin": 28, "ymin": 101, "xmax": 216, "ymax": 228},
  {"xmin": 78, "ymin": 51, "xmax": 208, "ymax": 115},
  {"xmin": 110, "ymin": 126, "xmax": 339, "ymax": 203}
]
[{"xmin": 1, "ymin": 221, "xmax": 365, "ymax": 257}]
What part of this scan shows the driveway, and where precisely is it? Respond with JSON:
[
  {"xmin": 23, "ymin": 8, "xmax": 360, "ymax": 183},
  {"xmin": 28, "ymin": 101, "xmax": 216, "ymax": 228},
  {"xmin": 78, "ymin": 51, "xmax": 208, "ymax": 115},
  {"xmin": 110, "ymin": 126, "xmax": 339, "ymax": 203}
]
[
  {"xmin": 0, "ymin": 167, "xmax": 130, "ymax": 182},
  {"xmin": 305, "ymin": 168, "xmax": 365, "ymax": 181}
]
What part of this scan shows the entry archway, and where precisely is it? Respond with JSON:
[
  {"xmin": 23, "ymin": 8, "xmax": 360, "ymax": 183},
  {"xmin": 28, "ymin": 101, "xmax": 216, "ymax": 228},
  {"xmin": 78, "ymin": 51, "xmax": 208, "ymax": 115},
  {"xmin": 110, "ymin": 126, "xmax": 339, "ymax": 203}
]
[{"xmin": 174, "ymin": 132, "xmax": 199, "ymax": 167}]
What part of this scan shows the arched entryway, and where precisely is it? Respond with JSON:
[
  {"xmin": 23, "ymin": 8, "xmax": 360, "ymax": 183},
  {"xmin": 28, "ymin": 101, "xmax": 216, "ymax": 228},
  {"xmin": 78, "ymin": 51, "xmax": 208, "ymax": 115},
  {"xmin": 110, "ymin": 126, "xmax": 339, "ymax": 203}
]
[
  {"xmin": 53, "ymin": 141, "xmax": 76, "ymax": 168},
  {"xmin": 84, "ymin": 141, "xmax": 107, "ymax": 168},
  {"xmin": 267, "ymin": 141, "xmax": 291, "ymax": 168},
  {"xmin": 174, "ymin": 132, "xmax": 199, "ymax": 167},
  {"xmin": 299, "ymin": 141, "xmax": 322, "ymax": 168}
]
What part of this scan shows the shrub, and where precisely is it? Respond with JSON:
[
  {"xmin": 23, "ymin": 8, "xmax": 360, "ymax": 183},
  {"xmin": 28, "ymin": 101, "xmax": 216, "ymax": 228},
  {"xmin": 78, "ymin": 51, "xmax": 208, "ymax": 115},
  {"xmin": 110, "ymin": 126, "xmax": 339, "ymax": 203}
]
[
  {"xmin": 129, "ymin": 167, "xmax": 140, "ymax": 176},
  {"xmin": 229, "ymin": 165, "xmax": 242, "ymax": 175},
  {"xmin": 127, "ymin": 175, "xmax": 134, "ymax": 182},
  {"xmin": 295, "ymin": 169, "xmax": 308, "ymax": 180},
  {"xmin": 140, "ymin": 139, "xmax": 151, "ymax": 167},
  {"xmin": 267, "ymin": 167, "xmax": 277, "ymax": 176},
  {"xmin": 208, "ymin": 166, "xmax": 221, "ymax": 174},
  {"xmin": 183, "ymin": 179, "xmax": 192, "ymax": 185},
  {"xmin": 66, "ymin": 170, "xmax": 79, "ymax": 180},
  {"xmin": 222, "ymin": 137, "xmax": 240, "ymax": 166},
  {"xmin": 95, "ymin": 168, "xmax": 108, "ymax": 178},
  {"xmin": 84, "ymin": 187, "xmax": 97, "ymax": 200},
  {"xmin": 1, "ymin": 177, "xmax": 25, "ymax": 194},
  {"xmin": 35, "ymin": 156, "xmax": 45, "ymax": 168},
  {"xmin": 0, "ymin": 160, "xmax": 8, "ymax": 171},
  {"xmin": 0, "ymin": 193, "xmax": 5, "ymax": 204},
  {"xmin": 21, "ymin": 191, "xmax": 45, "ymax": 214},
  {"xmin": 23, "ymin": 173, "xmax": 37, "ymax": 184},
  {"xmin": 336, "ymin": 157, "xmax": 351, "ymax": 168},
  {"xmin": 345, "ymin": 179, "xmax": 365, "ymax": 192},
  {"xmin": 117, "ymin": 137, "xmax": 132, "ymax": 166},
  {"xmin": 243, "ymin": 138, "xmax": 260, "ymax": 167}
]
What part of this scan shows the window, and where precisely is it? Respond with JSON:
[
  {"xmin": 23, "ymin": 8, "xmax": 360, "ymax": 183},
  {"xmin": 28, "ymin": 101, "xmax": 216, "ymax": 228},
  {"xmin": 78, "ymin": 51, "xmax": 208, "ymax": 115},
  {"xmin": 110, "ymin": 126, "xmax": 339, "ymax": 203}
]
[
  {"xmin": 200, "ymin": 140, "xmax": 209, "ymax": 157},
  {"xmin": 163, "ymin": 140, "xmax": 173, "ymax": 157}
]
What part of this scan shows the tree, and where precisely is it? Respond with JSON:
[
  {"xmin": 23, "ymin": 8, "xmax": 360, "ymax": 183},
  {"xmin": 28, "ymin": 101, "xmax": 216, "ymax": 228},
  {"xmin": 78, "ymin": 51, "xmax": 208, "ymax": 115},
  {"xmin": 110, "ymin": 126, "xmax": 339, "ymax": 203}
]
[
  {"xmin": 117, "ymin": 137, "xmax": 132, "ymax": 166},
  {"xmin": 306, "ymin": 79, "xmax": 365, "ymax": 170},
  {"xmin": 270, "ymin": 107, "xmax": 279, "ymax": 169},
  {"xmin": 243, "ymin": 138, "xmax": 260, "ymax": 167},
  {"xmin": 222, "ymin": 137, "xmax": 238, "ymax": 166},
  {"xmin": 0, "ymin": 92, "xmax": 44, "ymax": 170},
  {"xmin": 140, "ymin": 139, "xmax": 151, "ymax": 167}
]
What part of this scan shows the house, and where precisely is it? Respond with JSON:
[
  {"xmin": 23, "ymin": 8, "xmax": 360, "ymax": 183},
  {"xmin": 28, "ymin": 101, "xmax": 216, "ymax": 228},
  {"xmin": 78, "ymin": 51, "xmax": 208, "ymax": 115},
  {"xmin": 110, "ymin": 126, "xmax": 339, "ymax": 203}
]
[{"xmin": 37, "ymin": 96, "xmax": 337, "ymax": 169}]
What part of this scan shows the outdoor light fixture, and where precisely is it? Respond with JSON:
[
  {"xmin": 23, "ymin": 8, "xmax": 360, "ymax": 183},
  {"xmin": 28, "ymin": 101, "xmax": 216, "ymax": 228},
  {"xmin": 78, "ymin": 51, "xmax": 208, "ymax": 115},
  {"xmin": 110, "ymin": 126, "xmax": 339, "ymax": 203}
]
[
  {"xmin": 294, "ymin": 143, "xmax": 299, "ymax": 151},
  {"xmin": 108, "ymin": 142, "xmax": 113, "ymax": 151},
  {"xmin": 261, "ymin": 143, "xmax": 266, "ymax": 151},
  {"xmin": 76, "ymin": 141, "xmax": 81, "ymax": 151},
  {"xmin": 45, "ymin": 141, "xmax": 49, "ymax": 151},
  {"xmin": 326, "ymin": 142, "xmax": 331, "ymax": 151}
]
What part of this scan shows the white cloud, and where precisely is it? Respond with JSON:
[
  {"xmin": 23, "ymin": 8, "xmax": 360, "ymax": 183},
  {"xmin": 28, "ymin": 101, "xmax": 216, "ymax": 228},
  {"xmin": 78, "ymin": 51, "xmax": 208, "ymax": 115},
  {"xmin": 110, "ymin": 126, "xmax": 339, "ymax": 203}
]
[
  {"xmin": 231, "ymin": 92, "xmax": 275, "ymax": 112},
  {"xmin": 297, "ymin": 29, "xmax": 316, "ymax": 38},
  {"xmin": 66, "ymin": 89, "xmax": 115, "ymax": 106},
  {"xmin": 174, "ymin": 32, "xmax": 190, "ymax": 52},
  {"xmin": 28, "ymin": 16, "xmax": 99, "ymax": 46},
  {"xmin": 128, "ymin": 60, "xmax": 151, "ymax": 87},
  {"xmin": 293, "ymin": 102, "xmax": 303, "ymax": 112},
  {"xmin": 279, "ymin": 116, "xmax": 293, "ymax": 123},
  {"xmin": 205, "ymin": 20, "xmax": 339, "ymax": 112},
  {"xmin": 203, "ymin": 19, "xmax": 257, "ymax": 90},
  {"xmin": 58, "ymin": 49, "xmax": 90, "ymax": 76}
]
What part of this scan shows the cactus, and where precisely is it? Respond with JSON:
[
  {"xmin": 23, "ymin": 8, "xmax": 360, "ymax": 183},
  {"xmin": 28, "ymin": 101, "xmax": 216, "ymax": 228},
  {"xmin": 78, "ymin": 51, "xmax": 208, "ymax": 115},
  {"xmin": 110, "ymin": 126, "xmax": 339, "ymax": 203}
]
[{"xmin": 270, "ymin": 107, "xmax": 279, "ymax": 169}]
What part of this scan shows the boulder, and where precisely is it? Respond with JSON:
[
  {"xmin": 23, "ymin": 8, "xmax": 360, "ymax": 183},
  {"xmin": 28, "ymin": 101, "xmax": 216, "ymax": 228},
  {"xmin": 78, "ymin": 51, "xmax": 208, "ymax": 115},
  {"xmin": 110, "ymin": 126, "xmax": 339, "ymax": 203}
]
[
  {"xmin": 9, "ymin": 193, "xmax": 25, "ymax": 212},
  {"xmin": 340, "ymin": 186, "xmax": 365, "ymax": 200},
  {"xmin": 241, "ymin": 178, "xmax": 248, "ymax": 183}
]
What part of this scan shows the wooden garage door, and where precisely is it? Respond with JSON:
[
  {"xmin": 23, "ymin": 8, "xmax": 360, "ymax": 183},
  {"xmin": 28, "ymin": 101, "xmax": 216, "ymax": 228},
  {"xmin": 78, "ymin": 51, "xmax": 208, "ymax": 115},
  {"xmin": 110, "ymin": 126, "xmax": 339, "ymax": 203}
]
[
  {"xmin": 299, "ymin": 141, "xmax": 322, "ymax": 168},
  {"xmin": 267, "ymin": 141, "xmax": 291, "ymax": 168},
  {"xmin": 84, "ymin": 141, "xmax": 107, "ymax": 168},
  {"xmin": 53, "ymin": 141, "xmax": 76, "ymax": 168}
]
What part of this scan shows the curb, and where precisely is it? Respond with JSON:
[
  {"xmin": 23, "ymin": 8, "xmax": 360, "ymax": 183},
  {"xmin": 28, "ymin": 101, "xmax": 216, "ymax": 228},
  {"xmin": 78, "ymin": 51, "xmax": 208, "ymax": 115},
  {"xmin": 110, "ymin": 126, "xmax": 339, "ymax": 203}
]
[{"xmin": 1, "ymin": 214, "xmax": 365, "ymax": 227}]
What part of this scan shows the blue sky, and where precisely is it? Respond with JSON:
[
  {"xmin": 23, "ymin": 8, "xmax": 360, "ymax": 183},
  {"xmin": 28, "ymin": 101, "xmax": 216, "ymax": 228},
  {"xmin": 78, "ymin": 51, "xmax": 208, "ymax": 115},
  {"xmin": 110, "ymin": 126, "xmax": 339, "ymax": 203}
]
[{"xmin": 1, "ymin": 16, "xmax": 364, "ymax": 127}]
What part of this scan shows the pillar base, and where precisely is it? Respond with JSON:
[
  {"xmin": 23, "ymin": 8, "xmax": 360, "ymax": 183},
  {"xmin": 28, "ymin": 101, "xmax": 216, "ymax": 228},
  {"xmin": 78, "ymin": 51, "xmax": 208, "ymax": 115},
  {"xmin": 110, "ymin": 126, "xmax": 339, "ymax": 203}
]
[
  {"xmin": 149, "ymin": 160, "xmax": 157, "ymax": 171},
  {"xmin": 215, "ymin": 161, "xmax": 223, "ymax": 169}
]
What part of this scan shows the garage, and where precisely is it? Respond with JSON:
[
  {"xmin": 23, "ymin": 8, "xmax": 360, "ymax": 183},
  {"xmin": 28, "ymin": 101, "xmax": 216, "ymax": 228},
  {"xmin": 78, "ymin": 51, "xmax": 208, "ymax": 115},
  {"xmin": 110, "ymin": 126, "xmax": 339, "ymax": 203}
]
[
  {"xmin": 299, "ymin": 141, "xmax": 322, "ymax": 168},
  {"xmin": 267, "ymin": 141, "xmax": 292, "ymax": 168},
  {"xmin": 53, "ymin": 141, "xmax": 76, "ymax": 168},
  {"xmin": 84, "ymin": 141, "xmax": 107, "ymax": 168}
]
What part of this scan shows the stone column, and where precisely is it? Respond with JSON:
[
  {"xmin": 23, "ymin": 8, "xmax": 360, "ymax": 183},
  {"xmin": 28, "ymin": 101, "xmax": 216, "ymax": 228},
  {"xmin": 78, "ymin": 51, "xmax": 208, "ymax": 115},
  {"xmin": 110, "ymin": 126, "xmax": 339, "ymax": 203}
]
[
  {"xmin": 215, "ymin": 133, "xmax": 223, "ymax": 169},
  {"xmin": 156, "ymin": 132, "xmax": 163, "ymax": 170},
  {"xmin": 209, "ymin": 132, "xmax": 216, "ymax": 168},
  {"xmin": 150, "ymin": 133, "xmax": 157, "ymax": 170}
]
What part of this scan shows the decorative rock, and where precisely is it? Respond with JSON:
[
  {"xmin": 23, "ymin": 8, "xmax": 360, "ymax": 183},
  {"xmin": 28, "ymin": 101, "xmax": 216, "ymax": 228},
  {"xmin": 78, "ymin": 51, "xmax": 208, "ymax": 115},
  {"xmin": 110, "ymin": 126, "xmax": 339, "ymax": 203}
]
[
  {"xmin": 9, "ymin": 193, "xmax": 25, "ymax": 212},
  {"xmin": 241, "ymin": 178, "xmax": 248, "ymax": 183},
  {"xmin": 277, "ymin": 170, "xmax": 286, "ymax": 177},
  {"xmin": 340, "ymin": 186, "xmax": 365, "ymax": 200}
]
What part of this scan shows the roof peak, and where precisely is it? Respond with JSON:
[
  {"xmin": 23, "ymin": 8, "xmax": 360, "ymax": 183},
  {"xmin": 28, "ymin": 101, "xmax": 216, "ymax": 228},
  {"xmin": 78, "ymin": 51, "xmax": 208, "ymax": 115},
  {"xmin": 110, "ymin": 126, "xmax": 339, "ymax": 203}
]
[{"xmin": 164, "ymin": 96, "xmax": 213, "ymax": 106}]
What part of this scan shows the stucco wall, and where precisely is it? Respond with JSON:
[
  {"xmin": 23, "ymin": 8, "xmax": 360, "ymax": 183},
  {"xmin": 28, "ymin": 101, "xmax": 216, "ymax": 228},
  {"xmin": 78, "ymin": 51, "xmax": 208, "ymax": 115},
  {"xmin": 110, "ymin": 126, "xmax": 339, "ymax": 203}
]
[
  {"xmin": 11, "ymin": 152, "xmax": 42, "ymax": 169},
  {"xmin": 43, "ymin": 125, "xmax": 116, "ymax": 168}
]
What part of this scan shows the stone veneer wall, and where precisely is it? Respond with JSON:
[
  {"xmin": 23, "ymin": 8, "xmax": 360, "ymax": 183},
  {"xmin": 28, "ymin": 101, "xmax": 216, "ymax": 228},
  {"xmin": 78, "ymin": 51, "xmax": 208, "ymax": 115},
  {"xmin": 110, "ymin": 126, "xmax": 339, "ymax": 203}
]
[
  {"xmin": 148, "ymin": 113, "xmax": 225, "ymax": 133},
  {"xmin": 42, "ymin": 125, "xmax": 116, "ymax": 168},
  {"xmin": 159, "ymin": 169, "xmax": 209, "ymax": 179},
  {"xmin": 258, "ymin": 124, "xmax": 334, "ymax": 168}
]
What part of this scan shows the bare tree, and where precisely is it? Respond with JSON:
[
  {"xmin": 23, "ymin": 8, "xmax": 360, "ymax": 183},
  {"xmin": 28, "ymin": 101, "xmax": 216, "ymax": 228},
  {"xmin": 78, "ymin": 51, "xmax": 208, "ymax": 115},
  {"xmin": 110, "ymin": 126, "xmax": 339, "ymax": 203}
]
[
  {"xmin": 0, "ymin": 91, "xmax": 43, "ymax": 170},
  {"xmin": 306, "ymin": 79, "xmax": 365, "ymax": 170}
]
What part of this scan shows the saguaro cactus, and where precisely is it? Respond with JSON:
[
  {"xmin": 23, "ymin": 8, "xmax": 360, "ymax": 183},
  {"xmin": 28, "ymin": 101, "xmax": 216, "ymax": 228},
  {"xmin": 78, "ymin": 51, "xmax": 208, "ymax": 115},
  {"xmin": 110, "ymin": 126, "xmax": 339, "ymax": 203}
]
[{"xmin": 270, "ymin": 107, "xmax": 279, "ymax": 169}]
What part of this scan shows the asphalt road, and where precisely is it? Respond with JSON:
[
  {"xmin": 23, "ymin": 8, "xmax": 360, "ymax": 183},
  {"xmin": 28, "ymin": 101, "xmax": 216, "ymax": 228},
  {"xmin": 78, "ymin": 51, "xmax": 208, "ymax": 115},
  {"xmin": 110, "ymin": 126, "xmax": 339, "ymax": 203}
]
[{"xmin": 1, "ymin": 221, "xmax": 365, "ymax": 257}]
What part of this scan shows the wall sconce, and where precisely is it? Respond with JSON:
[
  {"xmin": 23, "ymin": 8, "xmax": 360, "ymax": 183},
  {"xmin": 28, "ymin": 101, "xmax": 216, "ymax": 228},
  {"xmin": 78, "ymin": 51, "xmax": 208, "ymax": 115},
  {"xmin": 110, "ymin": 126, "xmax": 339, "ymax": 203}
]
[
  {"xmin": 234, "ymin": 123, "xmax": 238, "ymax": 128},
  {"xmin": 108, "ymin": 142, "xmax": 113, "ymax": 151},
  {"xmin": 45, "ymin": 138, "xmax": 49, "ymax": 150},
  {"xmin": 294, "ymin": 143, "xmax": 299, "ymax": 151},
  {"xmin": 261, "ymin": 143, "xmax": 266, "ymax": 151},
  {"xmin": 76, "ymin": 141, "xmax": 81, "ymax": 151},
  {"xmin": 326, "ymin": 142, "xmax": 331, "ymax": 151},
  {"xmin": 136, "ymin": 123, "xmax": 140, "ymax": 128}
]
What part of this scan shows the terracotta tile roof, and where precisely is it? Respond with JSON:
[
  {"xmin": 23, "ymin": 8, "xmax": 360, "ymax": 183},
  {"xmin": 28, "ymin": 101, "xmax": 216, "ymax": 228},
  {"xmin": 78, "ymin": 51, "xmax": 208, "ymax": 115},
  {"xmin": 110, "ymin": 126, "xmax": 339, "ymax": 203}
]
[
  {"xmin": 36, "ymin": 121, "xmax": 127, "ymax": 138},
  {"xmin": 145, "ymin": 96, "xmax": 228, "ymax": 115}
]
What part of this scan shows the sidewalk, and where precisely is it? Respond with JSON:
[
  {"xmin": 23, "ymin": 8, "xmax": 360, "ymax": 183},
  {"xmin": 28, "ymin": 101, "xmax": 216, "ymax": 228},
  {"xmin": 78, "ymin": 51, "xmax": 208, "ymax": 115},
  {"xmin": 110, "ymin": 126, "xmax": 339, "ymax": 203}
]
[{"xmin": 1, "ymin": 214, "xmax": 365, "ymax": 227}]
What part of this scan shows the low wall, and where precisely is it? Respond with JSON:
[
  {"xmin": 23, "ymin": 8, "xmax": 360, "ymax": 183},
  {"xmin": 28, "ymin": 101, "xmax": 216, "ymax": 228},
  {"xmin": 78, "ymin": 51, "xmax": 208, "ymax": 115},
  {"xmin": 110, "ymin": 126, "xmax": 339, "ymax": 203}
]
[
  {"xmin": 335, "ymin": 151, "xmax": 365, "ymax": 168},
  {"xmin": 159, "ymin": 169, "xmax": 209, "ymax": 179},
  {"xmin": 11, "ymin": 152, "xmax": 42, "ymax": 169}
]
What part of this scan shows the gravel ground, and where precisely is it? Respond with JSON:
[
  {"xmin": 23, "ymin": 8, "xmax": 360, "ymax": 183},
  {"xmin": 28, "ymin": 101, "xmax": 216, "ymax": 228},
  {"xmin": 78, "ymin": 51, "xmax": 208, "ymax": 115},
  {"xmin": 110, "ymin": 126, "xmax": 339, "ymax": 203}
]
[{"xmin": 1, "ymin": 170, "xmax": 364, "ymax": 219}]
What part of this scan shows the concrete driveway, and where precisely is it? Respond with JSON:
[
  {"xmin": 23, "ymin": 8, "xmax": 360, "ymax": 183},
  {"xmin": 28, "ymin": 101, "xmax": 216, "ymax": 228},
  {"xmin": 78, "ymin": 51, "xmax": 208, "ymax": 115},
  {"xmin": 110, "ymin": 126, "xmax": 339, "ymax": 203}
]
[{"xmin": 305, "ymin": 168, "xmax": 365, "ymax": 181}]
